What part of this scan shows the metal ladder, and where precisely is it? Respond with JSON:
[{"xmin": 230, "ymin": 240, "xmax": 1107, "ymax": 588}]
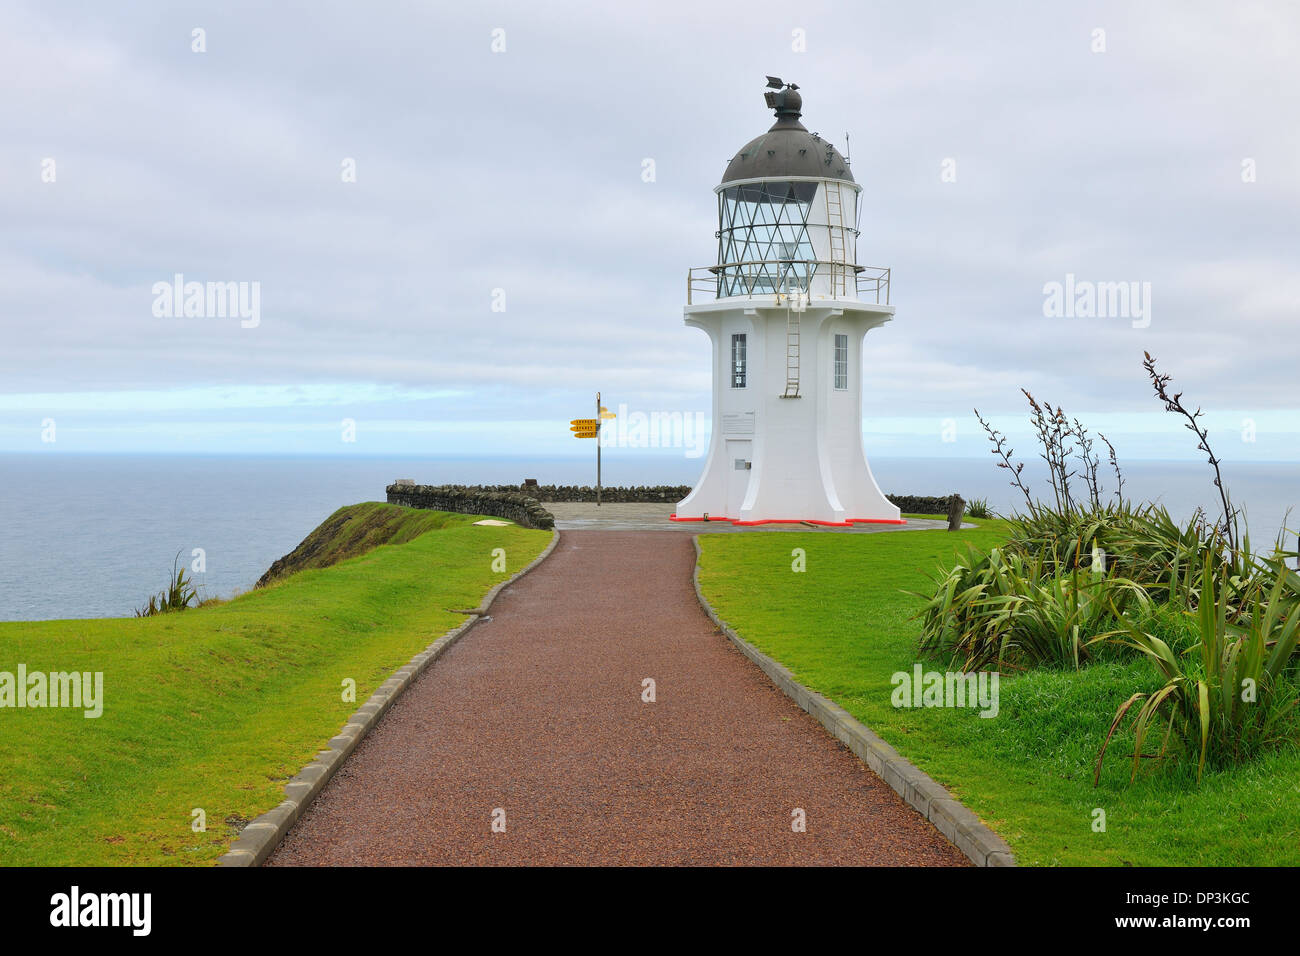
[
  {"xmin": 782, "ymin": 289, "xmax": 801, "ymax": 398},
  {"xmin": 825, "ymin": 181, "xmax": 847, "ymax": 297}
]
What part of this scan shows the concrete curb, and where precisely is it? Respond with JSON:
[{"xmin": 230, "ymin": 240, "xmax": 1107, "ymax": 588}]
[
  {"xmin": 216, "ymin": 529, "xmax": 562, "ymax": 867},
  {"xmin": 689, "ymin": 536, "xmax": 1015, "ymax": 867}
]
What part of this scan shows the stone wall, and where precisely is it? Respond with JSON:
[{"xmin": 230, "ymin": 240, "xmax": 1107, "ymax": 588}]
[
  {"xmin": 385, "ymin": 484, "xmax": 556, "ymax": 530},
  {"xmin": 885, "ymin": 493, "xmax": 964, "ymax": 516},
  {"xmin": 477, "ymin": 483, "xmax": 694, "ymax": 503},
  {"xmin": 386, "ymin": 482, "xmax": 965, "ymax": 524}
]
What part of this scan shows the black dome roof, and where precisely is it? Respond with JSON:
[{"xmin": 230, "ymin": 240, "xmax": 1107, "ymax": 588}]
[{"xmin": 721, "ymin": 84, "xmax": 854, "ymax": 186}]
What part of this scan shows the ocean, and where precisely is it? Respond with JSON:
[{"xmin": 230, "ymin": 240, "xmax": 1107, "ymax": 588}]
[{"xmin": 1, "ymin": 453, "xmax": 1296, "ymax": 622}]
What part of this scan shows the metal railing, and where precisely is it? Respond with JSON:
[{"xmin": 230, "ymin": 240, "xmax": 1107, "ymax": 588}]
[{"xmin": 686, "ymin": 260, "xmax": 891, "ymax": 306}]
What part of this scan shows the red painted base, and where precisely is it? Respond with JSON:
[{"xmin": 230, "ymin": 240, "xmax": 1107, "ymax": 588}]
[{"xmin": 668, "ymin": 514, "xmax": 907, "ymax": 527}]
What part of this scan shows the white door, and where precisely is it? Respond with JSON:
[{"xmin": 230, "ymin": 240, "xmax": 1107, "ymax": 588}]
[{"xmin": 725, "ymin": 440, "xmax": 752, "ymax": 518}]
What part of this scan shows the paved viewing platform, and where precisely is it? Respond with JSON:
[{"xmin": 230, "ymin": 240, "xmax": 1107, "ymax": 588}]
[{"xmin": 547, "ymin": 502, "xmax": 957, "ymax": 532}]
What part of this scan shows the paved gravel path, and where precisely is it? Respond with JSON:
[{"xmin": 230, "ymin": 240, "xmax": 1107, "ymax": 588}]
[{"xmin": 268, "ymin": 531, "xmax": 967, "ymax": 866}]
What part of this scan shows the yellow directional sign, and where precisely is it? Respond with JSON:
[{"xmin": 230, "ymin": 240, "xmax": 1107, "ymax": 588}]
[
  {"xmin": 599, "ymin": 410, "xmax": 616, "ymax": 420},
  {"xmin": 570, "ymin": 417, "xmax": 599, "ymax": 438}
]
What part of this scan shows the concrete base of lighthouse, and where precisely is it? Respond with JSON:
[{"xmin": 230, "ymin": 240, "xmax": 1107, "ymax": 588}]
[{"xmin": 674, "ymin": 296, "xmax": 901, "ymax": 526}]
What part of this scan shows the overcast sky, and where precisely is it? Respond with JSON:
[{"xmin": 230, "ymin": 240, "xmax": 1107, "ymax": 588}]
[{"xmin": 1, "ymin": 0, "xmax": 1297, "ymax": 463}]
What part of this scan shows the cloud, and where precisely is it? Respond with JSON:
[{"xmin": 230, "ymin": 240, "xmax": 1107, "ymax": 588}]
[{"xmin": 1, "ymin": 0, "xmax": 1297, "ymax": 456}]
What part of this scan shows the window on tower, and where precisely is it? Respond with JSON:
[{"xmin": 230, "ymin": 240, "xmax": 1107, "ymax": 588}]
[
  {"xmin": 731, "ymin": 333, "xmax": 747, "ymax": 388},
  {"xmin": 716, "ymin": 181, "xmax": 818, "ymax": 297},
  {"xmin": 833, "ymin": 334, "xmax": 848, "ymax": 390}
]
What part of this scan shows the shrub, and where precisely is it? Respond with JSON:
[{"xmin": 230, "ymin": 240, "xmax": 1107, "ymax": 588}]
[
  {"xmin": 929, "ymin": 353, "xmax": 1299, "ymax": 665},
  {"xmin": 1009, "ymin": 503, "xmax": 1207, "ymax": 593},
  {"xmin": 1096, "ymin": 553, "xmax": 1300, "ymax": 784},
  {"xmin": 135, "ymin": 552, "xmax": 199, "ymax": 617},
  {"xmin": 915, "ymin": 543, "xmax": 1148, "ymax": 670}
]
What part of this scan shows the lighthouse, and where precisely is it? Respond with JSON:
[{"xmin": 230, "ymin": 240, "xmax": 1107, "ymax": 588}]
[{"xmin": 673, "ymin": 79, "xmax": 902, "ymax": 526}]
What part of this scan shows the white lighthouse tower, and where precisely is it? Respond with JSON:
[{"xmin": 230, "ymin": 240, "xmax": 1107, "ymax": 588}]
[{"xmin": 674, "ymin": 79, "xmax": 901, "ymax": 526}]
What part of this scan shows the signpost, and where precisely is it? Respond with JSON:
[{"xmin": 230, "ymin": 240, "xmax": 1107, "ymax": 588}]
[
  {"xmin": 595, "ymin": 391, "xmax": 601, "ymax": 506},
  {"xmin": 567, "ymin": 392, "xmax": 614, "ymax": 505}
]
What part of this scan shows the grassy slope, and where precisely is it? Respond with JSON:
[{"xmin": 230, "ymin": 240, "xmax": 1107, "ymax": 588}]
[
  {"xmin": 0, "ymin": 505, "xmax": 550, "ymax": 866},
  {"xmin": 255, "ymin": 502, "xmax": 467, "ymax": 587},
  {"xmin": 697, "ymin": 520, "xmax": 1300, "ymax": 866}
]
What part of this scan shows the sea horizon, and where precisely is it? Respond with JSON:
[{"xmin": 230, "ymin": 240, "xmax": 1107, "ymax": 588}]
[{"xmin": 2, "ymin": 452, "xmax": 1296, "ymax": 623}]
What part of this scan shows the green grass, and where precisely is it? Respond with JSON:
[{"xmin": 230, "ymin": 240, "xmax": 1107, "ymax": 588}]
[
  {"xmin": 697, "ymin": 518, "xmax": 1300, "ymax": 865},
  {"xmin": 0, "ymin": 504, "xmax": 550, "ymax": 866},
  {"xmin": 254, "ymin": 501, "xmax": 471, "ymax": 587}
]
